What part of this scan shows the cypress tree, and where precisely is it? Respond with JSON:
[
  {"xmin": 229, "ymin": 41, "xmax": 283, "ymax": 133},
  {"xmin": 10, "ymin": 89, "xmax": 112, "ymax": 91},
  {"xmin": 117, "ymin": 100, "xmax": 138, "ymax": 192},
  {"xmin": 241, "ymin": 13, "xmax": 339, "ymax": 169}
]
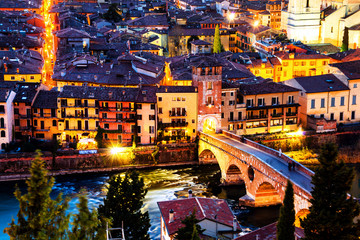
[
  {"xmin": 98, "ymin": 171, "xmax": 150, "ymax": 240},
  {"xmin": 103, "ymin": 3, "xmax": 123, "ymax": 23},
  {"xmin": 4, "ymin": 150, "xmax": 70, "ymax": 239},
  {"xmin": 175, "ymin": 209, "xmax": 204, "ymax": 240},
  {"xmin": 213, "ymin": 25, "xmax": 222, "ymax": 54},
  {"xmin": 277, "ymin": 180, "xmax": 295, "ymax": 240},
  {"xmin": 301, "ymin": 143, "xmax": 360, "ymax": 240},
  {"xmin": 341, "ymin": 27, "xmax": 349, "ymax": 52}
]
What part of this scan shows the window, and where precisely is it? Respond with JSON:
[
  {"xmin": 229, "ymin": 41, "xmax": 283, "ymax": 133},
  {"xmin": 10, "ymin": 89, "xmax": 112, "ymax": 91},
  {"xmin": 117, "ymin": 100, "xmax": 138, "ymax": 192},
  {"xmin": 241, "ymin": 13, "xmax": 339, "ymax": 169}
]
[
  {"xmin": 331, "ymin": 97, "xmax": 335, "ymax": 107},
  {"xmin": 311, "ymin": 99, "xmax": 315, "ymax": 109},
  {"xmin": 221, "ymin": 113, "xmax": 224, "ymax": 119},
  {"xmin": 330, "ymin": 113, "xmax": 334, "ymax": 120},
  {"xmin": 351, "ymin": 111, "xmax": 355, "ymax": 120},
  {"xmin": 238, "ymin": 112, "xmax": 242, "ymax": 120},
  {"xmin": 340, "ymin": 112, "xmax": 344, "ymax": 121},
  {"xmin": 102, "ymin": 113, "xmax": 107, "ymax": 119},
  {"xmin": 11, "ymin": 76, "xmax": 15, "ymax": 80},
  {"xmin": 149, "ymin": 115, "xmax": 155, "ymax": 120},
  {"xmin": 221, "ymin": 101, "xmax": 224, "ymax": 106},
  {"xmin": 283, "ymin": 62, "xmax": 288, "ymax": 66},
  {"xmin": 137, "ymin": 114, "xmax": 142, "ymax": 120},
  {"xmin": 0, "ymin": 106, "xmax": 4, "ymax": 113},
  {"xmin": 96, "ymin": 121, "xmax": 99, "ymax": 127},
  {"xmin": 34, "ymin": 119, "xmax": 37, "ymax": 126},
  {"xmin": 354, "ymin": 84, "xmax": 358, "ymax": 88},
  {"xmin": 288, "ymin": 96, "xmax": 294, "ymax": 104},
  {"xmin": 271, "ymin": 97, "xmax": 279, "ymax": 105},
  {"xmin": 104, "ymin": 124, "xmax": 109, "ymax": 129},
  {"xmin": 340, "ymin": 96, "xmax": 345, "ymax": 106},
  {"xmin": 14, "ymin": 108, "xmax": 19, "ymax": 114},
  {"xmin": 137, "ymin": 126, "xmax": 141, "ymax": 133},
  {"xmin": 222, "ymin": 93, "xmax": 226, "ymax": 97},
  {"xmin": 52, "ymin": 120, "xmax": 57, "ymax": 127},
  {"xmin": 118, "ymin": 135, "xmax": 122, "ymax": 143},
  {"xmin": 246, "ymin": 99, "xmax": 253, "ymax": 107},
  {"xmin": 258, "ymin": 98, "xmax": 265, "ymax": 106},
  {"xmin": 158, "ymin": 107, "xmax": 162, "ymax": 114},
  {"xmin": 151, "ymin": 104, "xmax": 155, "ymax": 110},
  {"xmin": 34, "ymin": 108, "xmax": 38, "ymax": 114},
  {"xmin": 149, "ymin": 126, "xmax": 155, "ymax": 134},
  {"xmin": 353, "ymin": 95, "xmax": 357, "ymax": 105},
  {"xmin": 182, "ymin": 97, "xmax": 185, "ymax": 101},
  {"xmin": 15, "ymin": 119, "xmax": 19, "ymax": 126},
  {"xmin": 229, "ymin": 100, "xmax": 235, "ymax": 105},
  {"xmin": 206, "ymin": 82, "xmax": 213, "ymax": 90},
  {"xmin": 51, "ymin": 109, "xmax": 56, "ymax": 117},
  {"xmin": 321, "ymin": 98, "xmax": 325, "ymax": 108},
  {"xmin": 158, "ymin": 97, "xmax": 162, "ymax": 102},
  {"xmin": 207, "ymin": 96, "xmax": 213, "ymax": 105},
  {"xmin": 320, "ymin": 114, "xmax": 324, "ymax": 118},
  {"xmin": 104, "ymin": 133, "xmax": 108, "ymax": 140},
  {"xmin": 230, "ymin": 92, "xmax": 234, "ymax": 96},
  {"xmin": 137, "ymin": 104, "xmax": 142, "ymax": 109},
  {"xmin": 0, "ymin": 130, "xmax": 4, "ymax": 137}
]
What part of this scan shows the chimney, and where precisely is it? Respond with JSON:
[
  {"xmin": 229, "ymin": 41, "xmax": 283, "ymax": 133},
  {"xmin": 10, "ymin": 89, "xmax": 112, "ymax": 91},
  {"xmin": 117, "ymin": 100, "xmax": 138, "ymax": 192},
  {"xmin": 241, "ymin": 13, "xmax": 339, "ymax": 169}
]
[
  {"xmin": 169, "ymin": 209, "xmax": 174, "ymax": 223},
  {"xmin": 4, "ymin": 63, "xmax": 7, "ymax": 73},
  {"xmin": 233, "ymin": 217, "xmax": 237, "ymax": 232},
  {"xmin": 108, "ymin": 91, "xmax": 113, "ymax": 99},
  {"xmin": 188, "ymin": 189, "xmax": 192, "ymax": 198},
  {"xmin": 16, "ymin": 68, "xmax": 19, "ymax": 73}
]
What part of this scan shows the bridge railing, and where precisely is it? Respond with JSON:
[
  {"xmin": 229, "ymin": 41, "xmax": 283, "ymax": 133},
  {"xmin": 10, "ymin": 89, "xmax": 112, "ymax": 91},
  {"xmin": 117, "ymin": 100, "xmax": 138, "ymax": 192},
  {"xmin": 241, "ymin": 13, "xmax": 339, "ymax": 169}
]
[{"xmin": 222, "ymin": 130, "xmax": 315, "ymax": 177}]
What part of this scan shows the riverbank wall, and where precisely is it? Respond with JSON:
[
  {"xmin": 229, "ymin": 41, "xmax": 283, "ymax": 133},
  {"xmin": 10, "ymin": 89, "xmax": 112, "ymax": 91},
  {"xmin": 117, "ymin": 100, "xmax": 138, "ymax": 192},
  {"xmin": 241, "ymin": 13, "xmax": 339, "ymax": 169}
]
[{"xmin": 0, "ymin": 143, "xmax": 199, "ymax": 182}]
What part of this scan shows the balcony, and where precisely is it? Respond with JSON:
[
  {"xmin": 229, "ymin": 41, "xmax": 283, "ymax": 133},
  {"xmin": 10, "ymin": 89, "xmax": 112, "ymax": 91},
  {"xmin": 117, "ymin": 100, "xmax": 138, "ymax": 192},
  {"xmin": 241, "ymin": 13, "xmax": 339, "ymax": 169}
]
[
  {"xmin": 19, "ymin": 126, "xmax": 32, "ymax": 131},
  {"xmin": 286, "ymin": 112, "xmax": 297, "ymax": 117},
  {"xmin": 246, "ymin": 115, "xmax": 268, "ymax": 120},
  {"xmin": 169, "ymin": 111, "xmax": 187, "ymax": 117},
  {"xmin": 99, "ymin": 107, "xmax": 135, "ymax": 112},
  {"xmin": 34, "ymin": 113, "xmax": 53, "ymax": 118},
  {"xmin": 271, "ymin": 113, "xmax": 283, "ymax": 118},
  {"xmin": 19, "ymin": 114, "xmax": 31, "ymax": 119},
  {"xmin": 35, "ymin": 127, "xmax": 50, "ymax": 132},
  {"xmin": 228, "ymin": 118, "xmax": 243, "ymax": 122},
  {"xmin": 159, "ymin": 122, "xmax": 188, "ymax": 128},
  {"xmin": 65, "ymin": 114, "xmax": 98, "ymax": 119},
  {"xmin": 100, "ymin": 118, "xmax": 136, "ymax": 123},
  {"xmin": 235, "ymin": 103, "xmax": 246, "ymax": 109},
  {"xmin": 63, "ymin": 104, "xmax": 97, "ymax": 108},
  {"xmin": 64, "ymin": 128, "xmax": 97, "ymax": 131}
]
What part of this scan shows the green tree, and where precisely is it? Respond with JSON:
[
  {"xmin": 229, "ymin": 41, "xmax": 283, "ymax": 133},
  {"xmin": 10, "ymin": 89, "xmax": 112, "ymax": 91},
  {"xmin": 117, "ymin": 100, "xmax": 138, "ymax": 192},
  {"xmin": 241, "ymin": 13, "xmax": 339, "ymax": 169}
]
[
  {"xmin": 301, "ymin": 143, "xmax": 360, "ymax": 240},
  {"xmin": 95, "ymin": 127, "xmax": 104, "ymax": 148},
  {"xmin": 103, "ymin": 3, "xmax": 123, "ymax": 22},
  {"xmin": 69, "ymin": 190, "xmax": 107, "ymax": 240},
  {"xmin": 4, "ymin": 150, "xmax": 70, "ymax": 239},
  {"xmin": 341, "ymin": 27, "xmax": 349, "ymax": 52},
  {"xmin": 175, "ymin": 209, "xmax": 204, "ymax": 240},
  {"xmin": 277, "ymin": 180, "xmax": 295, "ymax": 240},
  {"xmin": 213, "ymin": 25, "xmax": 222, "ymax": 54},
  {"xmin": 98, "ymin": 171, "xmax": 150, "ymax": 240}
]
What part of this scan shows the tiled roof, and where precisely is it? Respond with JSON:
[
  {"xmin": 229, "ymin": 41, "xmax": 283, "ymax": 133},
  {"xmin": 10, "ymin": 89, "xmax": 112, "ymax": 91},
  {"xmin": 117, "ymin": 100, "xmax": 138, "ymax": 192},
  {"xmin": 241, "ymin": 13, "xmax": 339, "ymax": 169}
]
[
  {"xmin": 157, "ymin": 86, "xmax": 197, "ymax": 93},
  {"xmin": 0, "ymin": 34, "xmax": 44, "ymax": 49},
  {"xmin": 135, "ymin": 86, "xmax": 157, "ymax": 103},
  {"xmin": 235, "ymin": 24, "xmax": 271, "ymax": 35},
  {"xmin": 329, "ymin": 48, "xmax": 360, "ymax": 62},
  {"xmin": 55, "ymin": 28, "xmax": 92, "ymax": 38},
  {"xmin": 32, "ymin": 90, "xmax": 59, "ymax": 108},
  {"xmin": 239, "ymin": 81, "xmax": 300, "ymax": 95},
  {"xmin": 293, "ymin": 74, "xmax": 350, "ymax": 93},
  {"xmin": 329, "ymin": 60, "xmax": 360, "ymax": 80},
  {"xmin": 0, "ymin": 88, "xmax": 11, "ymax": 102},
  {"xmin": 127, "ymin": 14, "xmax": 169, "ymax": 27},
  {"xmin": 234, "ymin": 222, "xmax": 304, "ymax": 240},
  {"xmin": 169, "ymin": 27, "xmax": 229, "ymax": 36},
  {"xmin": 275, "ymin": 52, "xmax": 330, "ymax": 60},
  {"xmin": 157, "ymin": 197, "xmax": 240, "ymax": 236},
  {"xmin": 14, "ymin": 83, "xmax": 39, "ymax": 103}
]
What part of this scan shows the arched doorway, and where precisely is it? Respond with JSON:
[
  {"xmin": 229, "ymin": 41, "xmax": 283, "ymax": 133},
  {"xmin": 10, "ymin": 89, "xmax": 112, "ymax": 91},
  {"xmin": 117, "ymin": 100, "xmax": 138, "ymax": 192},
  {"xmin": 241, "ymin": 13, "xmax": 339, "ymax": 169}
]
[
  {"xmin": 255, "ymin": 182, "xmax": 282, "ymax": 207},
  {"xmin": 202, "ymin": 117, "xmax": 217, "ymax": 133},
  {"xmin": 226, "ymin": 164, "xmax": 244, "ymax": 185},
  {"xmin": 295, "ymin": 209, "xmax": 310, "ymax": 228}
]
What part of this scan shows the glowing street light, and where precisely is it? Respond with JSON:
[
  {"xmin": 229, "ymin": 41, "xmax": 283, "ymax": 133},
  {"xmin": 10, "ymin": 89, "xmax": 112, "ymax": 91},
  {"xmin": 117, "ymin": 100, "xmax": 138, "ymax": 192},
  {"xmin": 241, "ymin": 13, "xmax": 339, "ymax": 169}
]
[
  {"xmin": 110, "ymin": 147, "xmax": 126, "ymax": 155},
  {"xmin": 253, "ymin": 20, "xmax": 260, "ymax": 27},
  {"xmin": 228, "ymin": 12, "xmax": 235, "ymax": 22}
]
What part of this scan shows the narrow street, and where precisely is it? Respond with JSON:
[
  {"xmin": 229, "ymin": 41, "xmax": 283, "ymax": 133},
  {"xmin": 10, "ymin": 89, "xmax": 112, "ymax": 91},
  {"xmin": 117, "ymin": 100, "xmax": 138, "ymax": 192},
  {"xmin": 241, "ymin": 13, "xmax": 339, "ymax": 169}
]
[{"xmin": 42, "ymin": 0, "xmax": 55, "ymax": 87}]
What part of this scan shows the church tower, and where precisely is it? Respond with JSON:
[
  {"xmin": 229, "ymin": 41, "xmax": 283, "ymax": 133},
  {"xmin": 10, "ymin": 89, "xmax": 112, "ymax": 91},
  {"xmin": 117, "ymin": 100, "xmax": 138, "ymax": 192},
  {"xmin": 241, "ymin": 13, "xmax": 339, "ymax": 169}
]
[{"xmin": 287, "ymin": 0, "xmax": 321, "ymax": 43}]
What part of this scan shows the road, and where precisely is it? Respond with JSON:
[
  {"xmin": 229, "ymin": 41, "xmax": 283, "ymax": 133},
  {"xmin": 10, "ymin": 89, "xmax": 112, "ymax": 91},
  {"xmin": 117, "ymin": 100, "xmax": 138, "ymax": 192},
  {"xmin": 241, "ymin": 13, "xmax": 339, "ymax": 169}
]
[{"xmin": 209, "ymin": 133, "xmax": 313, "ymax": 194}]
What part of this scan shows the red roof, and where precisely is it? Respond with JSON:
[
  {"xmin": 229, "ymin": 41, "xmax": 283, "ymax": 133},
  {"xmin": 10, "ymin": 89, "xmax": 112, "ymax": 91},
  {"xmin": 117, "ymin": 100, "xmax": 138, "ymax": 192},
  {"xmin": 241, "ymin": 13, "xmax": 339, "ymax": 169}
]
[
  {"xmin": 157, "ymin": 197, "xmax": 241, "ymax": 236},
  {"xmin": 234, "ymin": 222, "xmax": 305, "ymax": 240}
]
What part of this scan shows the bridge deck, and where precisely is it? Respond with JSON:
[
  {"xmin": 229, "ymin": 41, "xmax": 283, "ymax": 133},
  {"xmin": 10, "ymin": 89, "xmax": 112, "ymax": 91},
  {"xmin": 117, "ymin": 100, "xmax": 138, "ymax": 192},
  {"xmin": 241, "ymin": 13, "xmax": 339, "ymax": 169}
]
[{"xmin": 209, "ymin": 133, "xmax": 313, "ymax": 194}]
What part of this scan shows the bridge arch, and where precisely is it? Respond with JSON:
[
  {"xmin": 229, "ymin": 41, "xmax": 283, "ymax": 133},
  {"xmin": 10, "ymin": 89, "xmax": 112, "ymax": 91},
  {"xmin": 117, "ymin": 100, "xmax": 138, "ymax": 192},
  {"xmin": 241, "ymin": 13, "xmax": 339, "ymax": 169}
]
[
  {"xmin": 254, "ymin": 182, "xmax": 282, "ymax": 207},
  {"xmin": 225, "ymin": 164, "xmax": 245, "ymax": 185}
]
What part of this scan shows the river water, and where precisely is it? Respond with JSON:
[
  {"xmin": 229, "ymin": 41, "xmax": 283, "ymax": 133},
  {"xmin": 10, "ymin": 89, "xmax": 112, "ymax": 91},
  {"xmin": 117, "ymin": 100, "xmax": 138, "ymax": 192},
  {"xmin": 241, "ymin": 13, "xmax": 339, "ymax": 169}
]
[{"xmin": 0, "ymin": 164, "xmax": 359, "ymax": 240}]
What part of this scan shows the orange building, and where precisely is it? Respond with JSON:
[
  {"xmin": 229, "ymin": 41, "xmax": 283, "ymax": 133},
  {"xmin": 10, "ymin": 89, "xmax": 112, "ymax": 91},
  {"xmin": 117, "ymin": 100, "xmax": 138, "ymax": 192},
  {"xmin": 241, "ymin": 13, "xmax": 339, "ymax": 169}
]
[
  {"xmin": 98, "ymin": 88, "xmax": 138, "ymax": 147},
  {"xmin": 32, "ymin": 90, "xmax": 60, "ymax": 141}
]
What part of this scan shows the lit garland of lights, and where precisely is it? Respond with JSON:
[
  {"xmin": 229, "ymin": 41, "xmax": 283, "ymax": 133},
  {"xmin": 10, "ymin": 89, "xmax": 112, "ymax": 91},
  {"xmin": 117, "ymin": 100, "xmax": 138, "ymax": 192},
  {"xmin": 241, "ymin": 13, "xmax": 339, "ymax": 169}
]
[{"xmin": 42, "ymin": 0, "xmax": 55, "ymax": 87}]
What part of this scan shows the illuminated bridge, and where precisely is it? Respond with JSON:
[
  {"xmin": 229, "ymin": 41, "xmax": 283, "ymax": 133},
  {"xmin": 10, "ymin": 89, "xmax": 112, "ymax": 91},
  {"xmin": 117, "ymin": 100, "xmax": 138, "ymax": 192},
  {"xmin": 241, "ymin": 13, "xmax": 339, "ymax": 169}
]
[{"xmin": 198, "ymin": 131, "xmax": 313, "ymax": 221}]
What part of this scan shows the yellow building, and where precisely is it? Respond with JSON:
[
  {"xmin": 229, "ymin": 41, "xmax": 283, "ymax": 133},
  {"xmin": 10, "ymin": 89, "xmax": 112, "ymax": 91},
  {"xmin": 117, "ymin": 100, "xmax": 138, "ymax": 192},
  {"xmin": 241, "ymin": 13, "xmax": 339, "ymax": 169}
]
[
  {"xmin": 142, "ymin": 29, "xmax": 168, "ymax": 56},
  {"xmin": 284, "ymin": 74, "xmax": 352, "ymax": 131},
  {"xmin": 247, "ymin": 53, "xmax": 331, "ymax": 82},
  {"xmin": 2, "ymin": 58, "xmax": 42, "ymax": 83},
  {"xmin": 156, "ymin": 86, "xmax": 198, "ymax": 142},
  {"xmin": 32, "ymin": 90, "xmax": 60, "ymax": 141},
  {"xmin": 222, "ymin": 81, "xmax": 301, "ymax": 135},
  {"xmin": 57, "ymin": 86, "xmax": 99, "ymax": 144}
]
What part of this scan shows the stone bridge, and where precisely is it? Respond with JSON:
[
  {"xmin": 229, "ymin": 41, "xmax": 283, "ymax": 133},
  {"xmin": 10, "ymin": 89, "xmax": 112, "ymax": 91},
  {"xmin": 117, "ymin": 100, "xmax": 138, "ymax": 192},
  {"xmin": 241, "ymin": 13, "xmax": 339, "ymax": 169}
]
[{"xmin": 198, "ymin": 131, "xmax": 313, "ymax": 221}]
